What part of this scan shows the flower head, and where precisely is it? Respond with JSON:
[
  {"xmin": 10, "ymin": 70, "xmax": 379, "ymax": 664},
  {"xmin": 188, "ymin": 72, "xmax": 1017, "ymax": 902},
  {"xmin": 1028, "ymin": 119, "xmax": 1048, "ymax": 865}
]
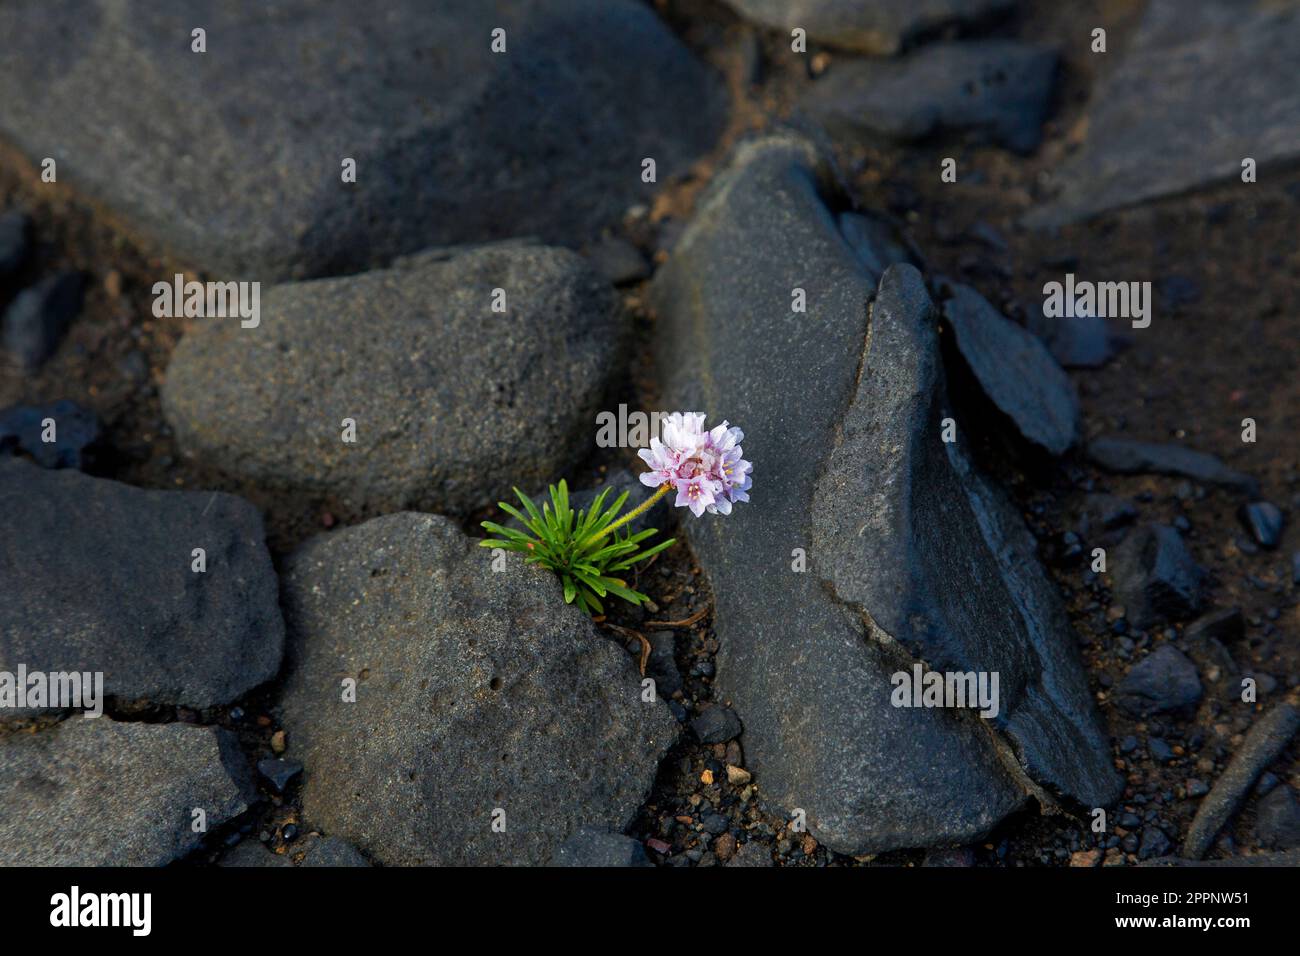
[{"xmin": 638, "ymin": 412, "xmax": 753, "ymax": 517}]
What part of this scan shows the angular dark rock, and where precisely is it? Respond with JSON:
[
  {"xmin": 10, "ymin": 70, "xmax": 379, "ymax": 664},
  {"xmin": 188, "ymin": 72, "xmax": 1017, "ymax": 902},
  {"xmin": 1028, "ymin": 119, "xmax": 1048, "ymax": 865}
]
[
  {"xmin": 941, "ymin": 282, "xmax": 1079, "ymax": 454},
  {"xmin": 649, "ymin": 135, "xmax": 1118, "ymax": 855},
  {"xmin": 0, "ymin": 458, "xmax": 284, "ymax": 712},
  {"xmin": 1, "ymin": 272, "xmax": 84, "ymax": 368},
  {"xmin": 1028, "ymin": 0, "xmax": 1300, "ymax": 226},
  {"xmin": 163, "ymin": 243, "xmax": 624, "ymax": 517},
  {"xmin": 645, "ymin": 630, "xmax": 683, "ymax": 699},
  {"xmin": 722, "ymin": 0, "xmax": 1016, "ymax": 55},
  {"xmin": 549, "ymin": 828, "xmax": 653, "ymax": 867},
  {"xmin": 803, "ymin": 41, "xmax": 1057, "ymax": 153},
  {"xmin": 1255, "ymin": 787, "xmax": 1300, "ymax": 850},
  {"xmin": 691, "ymin": 705, "xmax": 744, "ymax": 744},
  {"xmin": 1238, "ymin": 502, "xmax": 1284, "ymax": 550},
  {"xmin": 1112, "ymin": 524, "xmax": 1207, "ymax": 629},
  {"xmin": 1116, "ymin": 645, "xmax": 1203, "ymax": 717},
  {"xmin": 0, "ymin": 0, "xmax": 726, "ymax": 280},
  {"xmin": 0, "ymin": 719, "xmax": 253, "ymax": 866},
  {"xmin": 299, "ymin": 836, "xmax": 371, "ymax": 867},
  {"xmin": 1087, "ymin": 437, "xmax": 1258, "ymax": 495},
  {"xmin": 256, "ymin": 758, "xmax": 303, "ymax": 794},
  {"xmin": 278, "ymin": 513, "xmax": 677, "ymax": 866},
  {"xmin": 0, "ymin": 399, "xmax": 101, "ymax": 469}
]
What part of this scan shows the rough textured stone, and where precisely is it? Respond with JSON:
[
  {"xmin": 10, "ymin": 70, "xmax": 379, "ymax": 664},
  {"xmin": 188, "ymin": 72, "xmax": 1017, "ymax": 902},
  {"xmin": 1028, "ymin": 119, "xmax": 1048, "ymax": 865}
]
[
  {"xmin": 691, "ymin": 705, "xmax": 743, "ymax": 744},
  {"xmin": 723, "ymin": 0, "xmax": 1015, "ymax": 55},
  {"xmin": 803, "ymin": 40, "xmax": 1057, "ymax": 153},
  {"xmin": 0, "ymin": 0, "xmax": 726, "ymax": 280},
  {"xmin": 1255, "ymin": 787, "xmax": 1300, "ymax": 850},
  {"xmin": 1028, "ymin": 0, "xmax": 1300, "ymax": 226},
  {"xmin": 941, "ymin": 282, "xmax": 1079, "ymax": 454},
  {"xmin": 0, "ymin": 718, "xmax": 253, "ymax": 866},
  {"xmin": 163, "ymin": 243, "xmax": 624, "ymax": 516},
  {"xmin": 299, "ymin": 835, "xmax": 370, "ymax": 867},
  {"xmin": 278, "ymin": 512, "xmax": 677, "ymax": 866},
  {"xmin": 1116, "ymin": 645, "xmax": 1202, "ymax": 717},
  {"xmin": 1112, "ymin": 524, "xmax": 1207, "ymax": 629},
  {"xmin": 0, "ymin": 458, "xmax": 283, "ymax": 712},
  {"xmin": 649, "ymin": 135, "xmax": 1118, "ymax": 855},
  {"xmin": 549, "ymin": 828, "xmax": 652, "ymax": 867},
  {"xmin": 1088, "ymin": 437, "xmax": 1258, "ymax": 496}
]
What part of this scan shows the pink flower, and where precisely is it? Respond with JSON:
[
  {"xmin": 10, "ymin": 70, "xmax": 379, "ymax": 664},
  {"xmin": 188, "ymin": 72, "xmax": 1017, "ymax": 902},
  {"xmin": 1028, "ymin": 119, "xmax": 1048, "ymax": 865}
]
[{"xmin": 638, "ymin": 412, "xmax": 753, "ymax": 517}]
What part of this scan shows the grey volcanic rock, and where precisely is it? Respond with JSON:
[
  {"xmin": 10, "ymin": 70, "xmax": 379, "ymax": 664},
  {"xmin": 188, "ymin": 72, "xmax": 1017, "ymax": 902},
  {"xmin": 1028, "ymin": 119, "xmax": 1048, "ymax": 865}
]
[
  {"xmin": 723, "ymin": 0, "xmax": 1015, "ymax": 55},
  {"xmin": 549, "ymin": 828, "xmax": 652, "ymax": 867},
  {"xmin": 1112, "ymin": 524, "xmax": 1207, "ymax": 628},
  {"xmin": 163, "ymin": 243, "xmax": 624, "ymax": 516},
  {"xmin": 0, "ymin": 718, "xmax": 253, "ymax": 866},
  {"xmin": 0, "ymin": 458, "xmax": 283, "ymax": 712},
  {"xmin": 941, "ymin": 282, "xmax": 1079, "ymax": 454},
  {"xmin": 650, "ymin": 135, "xmax": 1118, "ymax": 855},
  {"xmin": 1028, "ymin": 0, "xmax": 1300, "ymax": 226},
  {"xmin": 1088, "ymin": 437, "xmax": 1258, "ymax": 496},
  {"xmin": 1256, "ymin": 787, "xmax": 1300, "ymax": 850},
  {"xmin": 278, "ymin": 512, "xmax": 677, "ymax": 867},
  {"xmin": 0, "ymin": 0, "xmax": 725, "ymax": 280},
  {"xmin": 803, "ymin": 41, "xmax": 1057, "ymax": 153},
  {"xmin": 1116, "ymin": 645, "xmax": 1202, "ymax": 717},
  {"xmin": 299, "ymin": 836, "xmax": 370, "ymax": 867}
]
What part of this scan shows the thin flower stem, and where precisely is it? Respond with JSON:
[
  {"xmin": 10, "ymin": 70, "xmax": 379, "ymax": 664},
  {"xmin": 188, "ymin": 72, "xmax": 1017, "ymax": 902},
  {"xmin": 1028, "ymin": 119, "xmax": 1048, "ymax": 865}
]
[{"xmin": 581, "ymin": 483, "xmax": 672, "ymax": 548}]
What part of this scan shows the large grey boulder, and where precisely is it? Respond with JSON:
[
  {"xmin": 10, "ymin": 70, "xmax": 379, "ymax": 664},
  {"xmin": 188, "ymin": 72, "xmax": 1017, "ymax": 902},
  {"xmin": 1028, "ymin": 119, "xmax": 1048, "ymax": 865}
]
[
  {"xmin": 278, "ymin": 512, "xmax": 678, "ymax": 866},
  {"xmin": 1027, "ymin": 0, "xmax": 1300, "ymax": 226},
  {"xmin": 803, "ymin": 40, "xmax": 1057, "ymax": 154},
  {"xmin": 0, "ymin": 458, "xmax": 283, "ymax": 712},
  {"xmin": 649, "ymin": 135, "xmax": 1119, "ymax": 855},
  {"xmin": 722, "ymin": 0, "xmax": 1015, "ymax": 55},
  {"xmin": 0, "ymin": 0, "xmax": 726, "ymax": 280},
  {"xmin": 0, "ymin": 718, "xmax": 253, "ymax": 866},
  {"xmin": 162, "ymin": 243, "xmax": 624, "ymax": 517}
]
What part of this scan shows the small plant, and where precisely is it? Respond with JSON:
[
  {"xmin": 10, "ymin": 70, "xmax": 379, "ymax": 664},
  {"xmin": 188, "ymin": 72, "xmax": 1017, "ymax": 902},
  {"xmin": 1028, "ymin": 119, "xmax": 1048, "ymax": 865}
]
[
  {"xmin": 479, "ymin": 480, "xmax": 675, "ymax": 614},
  {"xmin": 480, "ymin": 412, "xmax": 752, "ymax": 614}
]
